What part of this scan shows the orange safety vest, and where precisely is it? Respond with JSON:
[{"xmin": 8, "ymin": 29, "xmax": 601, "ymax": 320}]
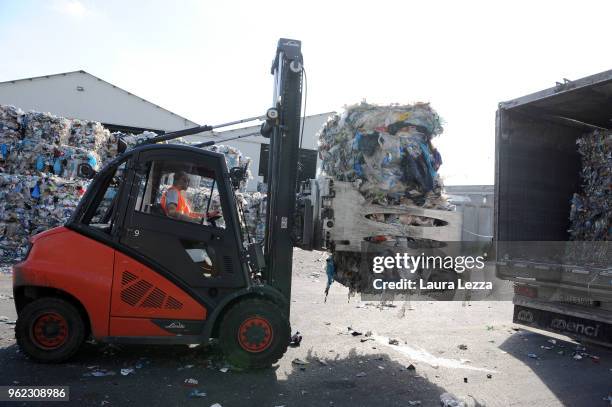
[{"xmin": 160, "ymin": 186, "xmax": 192, "ymax": 216}]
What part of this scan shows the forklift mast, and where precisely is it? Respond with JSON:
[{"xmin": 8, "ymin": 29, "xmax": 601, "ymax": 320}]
[{"xmin": 262, "ymin": 39, "xmax": 304, "ymax": 306}]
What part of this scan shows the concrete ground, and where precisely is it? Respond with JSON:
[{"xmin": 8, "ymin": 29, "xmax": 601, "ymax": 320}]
[{"xmin": 0, "ymin": 249, "xmax": 611, "ymax": 407}]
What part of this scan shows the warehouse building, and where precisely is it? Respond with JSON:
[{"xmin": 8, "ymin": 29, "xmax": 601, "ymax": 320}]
[
  {"xmin": 0, "ymin": 70, "xmax": 198, "ymax": 133},
  {"xmin": 0, "ymin": 70, "xmax": 333, "ymax": 191}
]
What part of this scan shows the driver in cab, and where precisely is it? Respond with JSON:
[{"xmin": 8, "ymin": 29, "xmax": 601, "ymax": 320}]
[{"xmin": 161, "ymin": 171, "xmax": 220, "ymax": 224}]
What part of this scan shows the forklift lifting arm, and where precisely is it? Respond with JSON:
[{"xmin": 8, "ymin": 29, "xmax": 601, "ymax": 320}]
[{"xmin": 140, "ymin": 114, "xmax": 268, "ymax": 146}]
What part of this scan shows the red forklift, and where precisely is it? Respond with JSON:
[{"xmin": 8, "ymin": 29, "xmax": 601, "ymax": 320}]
[{"xmin": 12, "ymin": 39, "xmax": 306, "ymax": 368}]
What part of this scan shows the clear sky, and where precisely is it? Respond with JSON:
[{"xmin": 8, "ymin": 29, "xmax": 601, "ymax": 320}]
[{"xmin": 1, "ymin": 0, "xmax": 612, "ymax": 185}]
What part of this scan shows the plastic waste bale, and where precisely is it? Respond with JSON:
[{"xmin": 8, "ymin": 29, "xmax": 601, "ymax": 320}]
[
  {"xmin": 0, "ymin": 141, "xmax": 101, "ymax": 177},
  {"xmin": 115, "ymin": 131, "xmax": 159, "ymax": 151},
  {"xmin": 318, "ymin": 102, "xmax": 450, "ymax": 209},
  {"xmin": 205, "ymin": 144, "xmax": 250, "ymax": 170},
  {"xmin": 238, "ymin": 191, "xmax": 266, "ymax": 243},
  {"xmin": 185, "ymin": 184, "xmax": 225, "ymax": 228},
  {"xmin": 318, "ymin": 102, "xmax": 456, "ymax": 293},
  {"xmin": 0, "ymin": 105, "xmax": 115, "ymax": 263},
  {"xmin": 569, "ymin": 129, "xmax": 611, "ymax": 241},
  {"xmin": 0, "ymin": 105, "xmax": 24, "ymax": 144},
  {"xmin": 0, "ymin": 105, "xmax": 116, "ymax": 177},
  {"xmin": 23, "ymin": 111, "xmax": 71, "ymax": 145},
  {"xmin": 0, "ymin": 174, "xmax": 88, "ymax": 263},
  {"xmin": 204, "ymin": 144, "xmax": 253, "ymax": 190},
  {"xmin": 68, "ymin": 119, "xmax": 118, "ymax": 165},
  {"xmin": 68, "ymin": 119, "xmax": 112, "ymax": 152}
]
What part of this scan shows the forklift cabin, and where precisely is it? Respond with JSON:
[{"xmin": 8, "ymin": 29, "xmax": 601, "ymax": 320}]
[{"xmin": 75, "ymin": 145, "xmax": 251, "ymax": 298}]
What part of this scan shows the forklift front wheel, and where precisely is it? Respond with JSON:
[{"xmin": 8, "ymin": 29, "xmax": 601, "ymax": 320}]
[
  {"xmin": 219, "ymin": 298, "xmax": 290, "ymax": 369},
  {"xmin": 16, "ymin": 297, "xmax": 86, "ymax": 363}
]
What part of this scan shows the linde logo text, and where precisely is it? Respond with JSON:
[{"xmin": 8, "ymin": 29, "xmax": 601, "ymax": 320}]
[{"xmin": 165, "ymin": 322, "xmax": 186, "ymax": 329}]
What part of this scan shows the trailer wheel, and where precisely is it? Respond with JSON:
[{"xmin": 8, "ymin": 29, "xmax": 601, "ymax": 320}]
[
  {"xmin": 16, "ymin": 298, "xmax": 85, "ymax": 363},
  {"xmin": 219, "ymin": 298, "xmax": 290, "ymax": 369}
]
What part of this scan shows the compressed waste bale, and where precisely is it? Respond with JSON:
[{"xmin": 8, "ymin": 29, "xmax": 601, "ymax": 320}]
[
  {"xmin": 115, "ymin": 130, "xmax": 159, "ymax": 151},
  {"xmin": 569, "ymin": 129, "xmax": 611, "ymax": 241},
  {"xmin": 0, "ymin": 105, "xmax": 114, "ymax": 263},
  {"xmin": 0, "ymin": 105, "xmax": 113, "ymax": 176},
  {"xmin": 318, "ymin": 102, "xmax": 456, "ymax": 294},
  {"xmin": 23, "ymin": 110, "xmax": 71, "ymax": 145},
  {"xmin": 205, "ymin": 144, "xmax": 250, "ymax": 170},
  {"xmin": 238, "ymin": 191, "xmax": 266, "ymax": 242},
  {"xmin": 0, "ymin": 141, "xmax": 100, "ymax": 176},
  {"xmin": 204, "ymin": 144, "xmax": 252, "ymax": 190},
  {"xmin": 0, "ymin": 105, "xmax": 24, "ymax": 144},
  {"xmin": 0, "ymin": 174, "xmax": 88, "ymax": 263},
  {"xmin": 68, "ymin": 119, "xmax": 111, "ymax": 151},
  {"xmin": 318, "ymin": 102, "xmax": 450, "ymax": 209}
]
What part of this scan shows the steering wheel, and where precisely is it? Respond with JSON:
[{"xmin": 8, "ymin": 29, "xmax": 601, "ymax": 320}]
[{"xmin": 206, "ymin": 213, "xmax": 222, "ymax": 228}]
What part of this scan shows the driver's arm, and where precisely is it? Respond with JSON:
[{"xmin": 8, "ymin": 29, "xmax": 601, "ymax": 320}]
[
  {"xmin": 166, "ymin": 203, "xmax": 199, "ymax": 222},
  {"xmin": 190, "ymin": 210, "xmax": 221, "ymax": 219}
]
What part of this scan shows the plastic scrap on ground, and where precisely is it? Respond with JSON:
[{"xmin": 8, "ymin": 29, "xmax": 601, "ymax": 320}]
[
  {"xmin": 289, "ymin": 331, "xmax": 302, "ymax": 347},
  {"xmin": 120, "ymin": 368, "xmax": 135, "ymax": 376},
  {"xmin": 440, "ymin": 392, "xmax": 466, "ymax": 407},
  {"xmin": 188, "ymin": 389, "xmax": 207, "ymax": 398},
  {"xmin": 183, "ymin": 378, "xmax": 199, "ymax": 387},
  {"xmin": 84, "ymin": 369, "xmax": 116, "ymax": 377}
]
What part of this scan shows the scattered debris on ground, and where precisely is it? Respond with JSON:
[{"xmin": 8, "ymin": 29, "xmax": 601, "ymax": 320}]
[
  {"xmin": 440, "ymin": 392, "xmax": 466, "ymax": 407},
  {"xmin": 120, "ymin": 368, "xmax": 135, "ymax": 376},
  {"xmin": 189, "ymin": 389, "xmax": 207, "ymax": 398},
  {"xmin": 289, "ymin": 331, "xmax": 302, "ymax": 347},
  {"xmin": 183, "ymin": 378, "xmax": 199, "ymax": 387},
  {"xmin": 84, "ymin": 370, "xmax": 116, "ymax": 377}
]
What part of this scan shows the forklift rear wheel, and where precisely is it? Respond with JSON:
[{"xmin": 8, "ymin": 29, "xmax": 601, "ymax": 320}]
[
  {"xmin": 16, "ymin": 298, "xmax": 85, "ymax": 363},
  {"xmin": 219, "ymin": 298, "xmax": 290, "ymax": 369}
]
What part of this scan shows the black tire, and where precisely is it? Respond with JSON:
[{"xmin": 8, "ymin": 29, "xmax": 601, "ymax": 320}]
[
  {"xmin": 219, "ymin": 298, "xmax": 290, "ymax": 369},
  {"xmin": 16, "ymin": 297, "xmax": 85, "ymax": 363}
]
